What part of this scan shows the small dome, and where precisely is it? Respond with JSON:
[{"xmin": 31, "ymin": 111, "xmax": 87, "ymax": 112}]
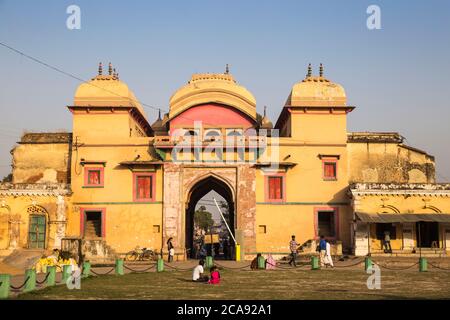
[
  {"xmin": 74, "ymin": 64, "xmax": 147, "ymax": 118},
  {"xmin": 169, "ymin": 72, "xmax": 257, "ymax": 120},
  {"xmin": 259, "ymin": 106, "xmax": 273, "ymax": 129},
  {"xmin": 286, "ymin": 64, "xmax": 346, "ymax": 107}
]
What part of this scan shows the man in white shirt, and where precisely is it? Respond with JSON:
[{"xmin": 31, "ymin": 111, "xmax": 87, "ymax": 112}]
[{"xmin": 192, "ymin": 259, "xmax": 209, "ymax": 282}]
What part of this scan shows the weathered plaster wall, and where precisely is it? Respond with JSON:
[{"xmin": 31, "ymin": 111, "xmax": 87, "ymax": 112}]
[
  {"xmin": 347, "ymin": 134, "xmax": 435, "ymax": 184},
  {"xmin": 11, "ymin": 133, "xmax": 72, "ymax": 184}
]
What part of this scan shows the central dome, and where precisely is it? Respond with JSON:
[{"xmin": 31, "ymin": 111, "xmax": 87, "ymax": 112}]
[{"xmin": 169, "ymin": 72, "xmax": 256, "ymax": 120}]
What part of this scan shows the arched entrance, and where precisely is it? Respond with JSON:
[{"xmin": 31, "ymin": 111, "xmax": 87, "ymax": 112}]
[{"xmin": 185, "ymin": 175, "xmax": 235, "ymax": 260}]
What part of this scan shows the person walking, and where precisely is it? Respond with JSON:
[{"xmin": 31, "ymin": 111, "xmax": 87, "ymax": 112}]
[
  {"xmin": 319, "ymin": 235, "xmax": 327, "ymax": 267},
  {"xmin": 324, "ymin": 239, "xmax": 334, "ymax": 268},
  {"xmin": 288, "ymin": 235, "xmax": 300, "ymax": 267},
  {"xmin": 167, "ymin": 237, "xmax": 174, "ymax": 262},
  {"xmin": 383, "ymin": 230, "xmax": 392, "ymax": 253}
]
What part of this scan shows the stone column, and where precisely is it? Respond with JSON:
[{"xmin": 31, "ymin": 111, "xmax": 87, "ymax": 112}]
[
  {"xmin": 53, "ymin": 195, "xmax": 66, "ymax": 249},
  {"xmin": 8, "ymin": 214, "xmax": 21, "ymax": 249},
  {"xmin": 162, "ymin": 163, "xmax": 183, "ymax": 256},
  {"xmin": 237, "ymin": 165, "xmax": 256, "ymax": 259}
]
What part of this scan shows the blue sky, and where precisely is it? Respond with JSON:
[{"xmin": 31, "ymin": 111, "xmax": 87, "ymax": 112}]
[{"xmin": 0, "ymin": 0, "xmax": 450, "ymax": 181}]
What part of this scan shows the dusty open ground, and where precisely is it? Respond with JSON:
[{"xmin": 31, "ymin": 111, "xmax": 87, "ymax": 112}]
[{"xmin": 12, "ymin": 262, "xmax": 450, "ymax": 300}]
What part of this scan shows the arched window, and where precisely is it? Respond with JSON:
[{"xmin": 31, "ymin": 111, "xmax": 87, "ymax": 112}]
[{"xmin": 204, "ymin": 129, "xmax": 221, "ymax": 141}]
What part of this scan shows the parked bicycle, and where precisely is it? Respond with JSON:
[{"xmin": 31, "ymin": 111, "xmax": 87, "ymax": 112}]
[{"xmin": 125, "ymin": 247, "xmax": 158, "ymax": 261}]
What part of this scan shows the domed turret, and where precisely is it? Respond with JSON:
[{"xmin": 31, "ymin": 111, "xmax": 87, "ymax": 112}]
[
  {"xmin": 73, "ymin": 62, "xmax": 147, "ymax": 119},
  {"xmin": 286, "ymin": 63, "xmax": 346, "ymax": 107}
]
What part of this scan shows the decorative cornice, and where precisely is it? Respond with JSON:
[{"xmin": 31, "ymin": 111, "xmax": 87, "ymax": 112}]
[{"xmin": 0, "ymin": 183, "xmax": 71, "ymax": 197}]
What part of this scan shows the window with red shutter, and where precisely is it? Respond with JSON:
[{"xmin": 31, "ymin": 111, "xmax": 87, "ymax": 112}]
[
  {"xmin": 136, "ymin": 176, "xmax": 152, "ymax": 200},
  {"xmin": 323, "ymin": 162, "xmax": 337, "ymax": 180},
  {"xmin": 268, "ymin": 176, "xmax": 283, "ymax": 200},
  {"xmin": 88, "ymin": 170, "xmax": 101, "ymax": 185},
  {"xmin": 133, "ymin": 172, "xmax": 155, "ymax": 202}
]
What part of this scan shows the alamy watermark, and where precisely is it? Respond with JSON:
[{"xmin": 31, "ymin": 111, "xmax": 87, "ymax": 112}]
[
  {"xmin": 366, "ymin": 264, "xmax": 381, "ymax": 290},
  {"xmin": 367, "ymin": 5, "xmax": 381, "ymax": 30},
  {"xmin": 66, "ymin": 5, "xmax": 81, "ymax": 30},
  {"xmin": 66, "ymin": 268, "xmax": 81, "ymax": 290}
]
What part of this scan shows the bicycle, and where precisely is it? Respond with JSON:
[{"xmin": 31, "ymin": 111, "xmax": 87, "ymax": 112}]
[{"xmin": 125, "ymin": 247, "xmax": 158, "ymax": 261}]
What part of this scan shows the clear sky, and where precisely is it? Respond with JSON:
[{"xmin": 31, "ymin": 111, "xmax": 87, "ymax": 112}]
[{"xmin": 0, "ymin": 0, "xmax": 449, "ymax": 181}]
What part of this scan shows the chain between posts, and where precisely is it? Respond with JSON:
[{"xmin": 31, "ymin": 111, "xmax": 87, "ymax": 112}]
[
  {"xmin": 35, "ymin": 272, "xmax": 51, "ymax": 285},
  {"xmin": 428, "ymin": 262, "xmax": 450, "ymax": 271},
  {"xmin": 123, "ymin": 264, "xmax": 157, "ymax": 273},
  {"xmin": 9, "ymin": 276, "xmax": 30, "ymax": 291},
  {"xmin": 90, "ymin": 267, "xmax": 115, "ymax": 276}
]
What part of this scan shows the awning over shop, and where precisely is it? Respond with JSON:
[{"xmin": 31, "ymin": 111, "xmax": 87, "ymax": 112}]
[{"xmin": 355, "ymin": 212, "xmax": 450, "ymax": 223}]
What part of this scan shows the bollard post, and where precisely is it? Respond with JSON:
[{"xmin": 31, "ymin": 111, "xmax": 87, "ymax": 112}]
[
  {"xmin": 46, "ymin": 266, "xmax": 56, "ymax": 286},
  {"xmin": 419, "ymin": 257, "xmax": 428, "ymax": 272},
  {"xmin": 157, "ymin": 258, "xmax": 164, "ymax": 272},
  {"xmin": 62, "ymin": 265, "xmax": 72, "ymax": 284},
  {"xmin": 235, "ymin": 244, "xmax": 241, "ymax": 262},
  {"xmin": 257, "ymin": 255, "xmax": 266, "ymax": 270},
  {"xmin": 365, "ymin": 256, "xmax": 373, "ymax": 271},
  {"xmin": 82, "ymin": 262, "xmax": 91, "ymax": 278},
  {"xmin": 0, "ymin": 274, "xmax": 11, "ymax": 299},
  {"xmin": 311, "ymin": 256, "xmax": 319, "ymax": 270},
  {"xmin": 24, "ymin": 269, "xmax": 36, "ymax": 293},
  {"xmin": 205, "ymin": 256, "xmax": 214, "ymax": 268},
  {"xmin": 115, "ymin": 258, "xmax": 124, "ymax": 275}
]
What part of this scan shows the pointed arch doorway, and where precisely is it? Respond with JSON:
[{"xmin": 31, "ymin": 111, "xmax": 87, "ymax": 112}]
[{"xmin": 185, "ymin": 175, "xmax": 235, "ymax": 260}]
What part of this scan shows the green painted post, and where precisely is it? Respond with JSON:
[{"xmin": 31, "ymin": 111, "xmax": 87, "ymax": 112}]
[
  {"xmin": 24, "ymin": 269, "xmax": 36, "ymax": 293},
  {"xmin": 62, "ymin": 265, "xmax": 72, "ymax": 284},
  {"xmin": 157, "ymin": 258, "xmax": 164, "ymax": 272},
  {"xmin": 82, "ymin": 262, "xmax": 91, "ymax": 278},
  {"xmin": 46, "ymin": 266, "xmax": 56, "ymax": 286},
  {"xmin": 115, "ymin": 259, "xmax": 124, "ymax": 275},
  {"xmin": 365, "ymin": 257, "xmax": 373, "ymax": 271},
  {"xmin": 419, "ymin": 257, "xmax": 428, "ymax": 272},
  {"xmin": 205, "ymin": 256, "xmax": 213, "ymax": 268},
  {"xmin": 311, "ymin": 256, "xmax": 319, "ymax": 270},
  {"xmin": 0, "ymin": 274, "xmax": 11, "ymax": 299},
  {"xmin": 257, "ymin": 255, "xmax": 265, "ymax": 269}
]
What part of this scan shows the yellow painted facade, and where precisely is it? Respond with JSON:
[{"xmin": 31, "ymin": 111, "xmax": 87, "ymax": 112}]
[{"xmin": 1, "ymin": 63, "xmax": 449, "ymax": 261}]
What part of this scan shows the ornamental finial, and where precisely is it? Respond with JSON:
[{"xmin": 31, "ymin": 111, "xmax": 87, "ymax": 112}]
[
  {"xmin": 319, "ymin": 63, "xmax": 323, "ymax": 77},
  {"xmin": 307, "ymin": 63, "xmax": 312, "ymax": 78},
  {"xmin": 98, "ymin": 62, "xmax": 103, "ymax": 75}
]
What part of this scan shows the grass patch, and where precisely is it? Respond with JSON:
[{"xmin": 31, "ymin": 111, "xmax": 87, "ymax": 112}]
[{"xmin": 15, "ymin": 269, "xmax": 450, "ymax": 300}]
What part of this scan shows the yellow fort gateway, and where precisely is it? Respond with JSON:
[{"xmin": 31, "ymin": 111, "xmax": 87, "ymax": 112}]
[{"xmin": 1, "ymin": 63, "xmax": 449, "ymax": 262}]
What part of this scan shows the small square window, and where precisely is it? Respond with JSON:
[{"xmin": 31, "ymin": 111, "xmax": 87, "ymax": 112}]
[
  {"xmin": 84, "ymin": 167, "xmax": 104, "ymax": 187},
  {"xmin": 258, "ymin": 225, "xmax": 267, "ymax": 234},
  {"xmin": 153, "ymin": 225, "xmax": 160, "ymax": 233}
]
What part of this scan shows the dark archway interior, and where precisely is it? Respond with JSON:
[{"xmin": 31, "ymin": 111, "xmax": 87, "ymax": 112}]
[{"xmin": 186, "ymin": 176, "xmax": 235, "ymax": 259}]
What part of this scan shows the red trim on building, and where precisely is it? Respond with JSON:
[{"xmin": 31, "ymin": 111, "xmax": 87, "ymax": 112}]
[
  {"xmin": 264, "ymin": 172, "xmax": 286, "ymax": 203},
  {"xmin": 80, "ymin": 208, "xmax": 106, "ymax": 238},
  {"xmin": 84, "ymin": 166, "xmax": 105, "ymax": 187},
  {"xmin": 314, "ymin": 206, "xmax": 339, "ymax": 241},
  {"xmin": 321, "ymin": 158, "xmax": 338, "ymax": 181},
  {"xmin": 132, "ymin": 172, "xmax": 156, "ymax": 202}
]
